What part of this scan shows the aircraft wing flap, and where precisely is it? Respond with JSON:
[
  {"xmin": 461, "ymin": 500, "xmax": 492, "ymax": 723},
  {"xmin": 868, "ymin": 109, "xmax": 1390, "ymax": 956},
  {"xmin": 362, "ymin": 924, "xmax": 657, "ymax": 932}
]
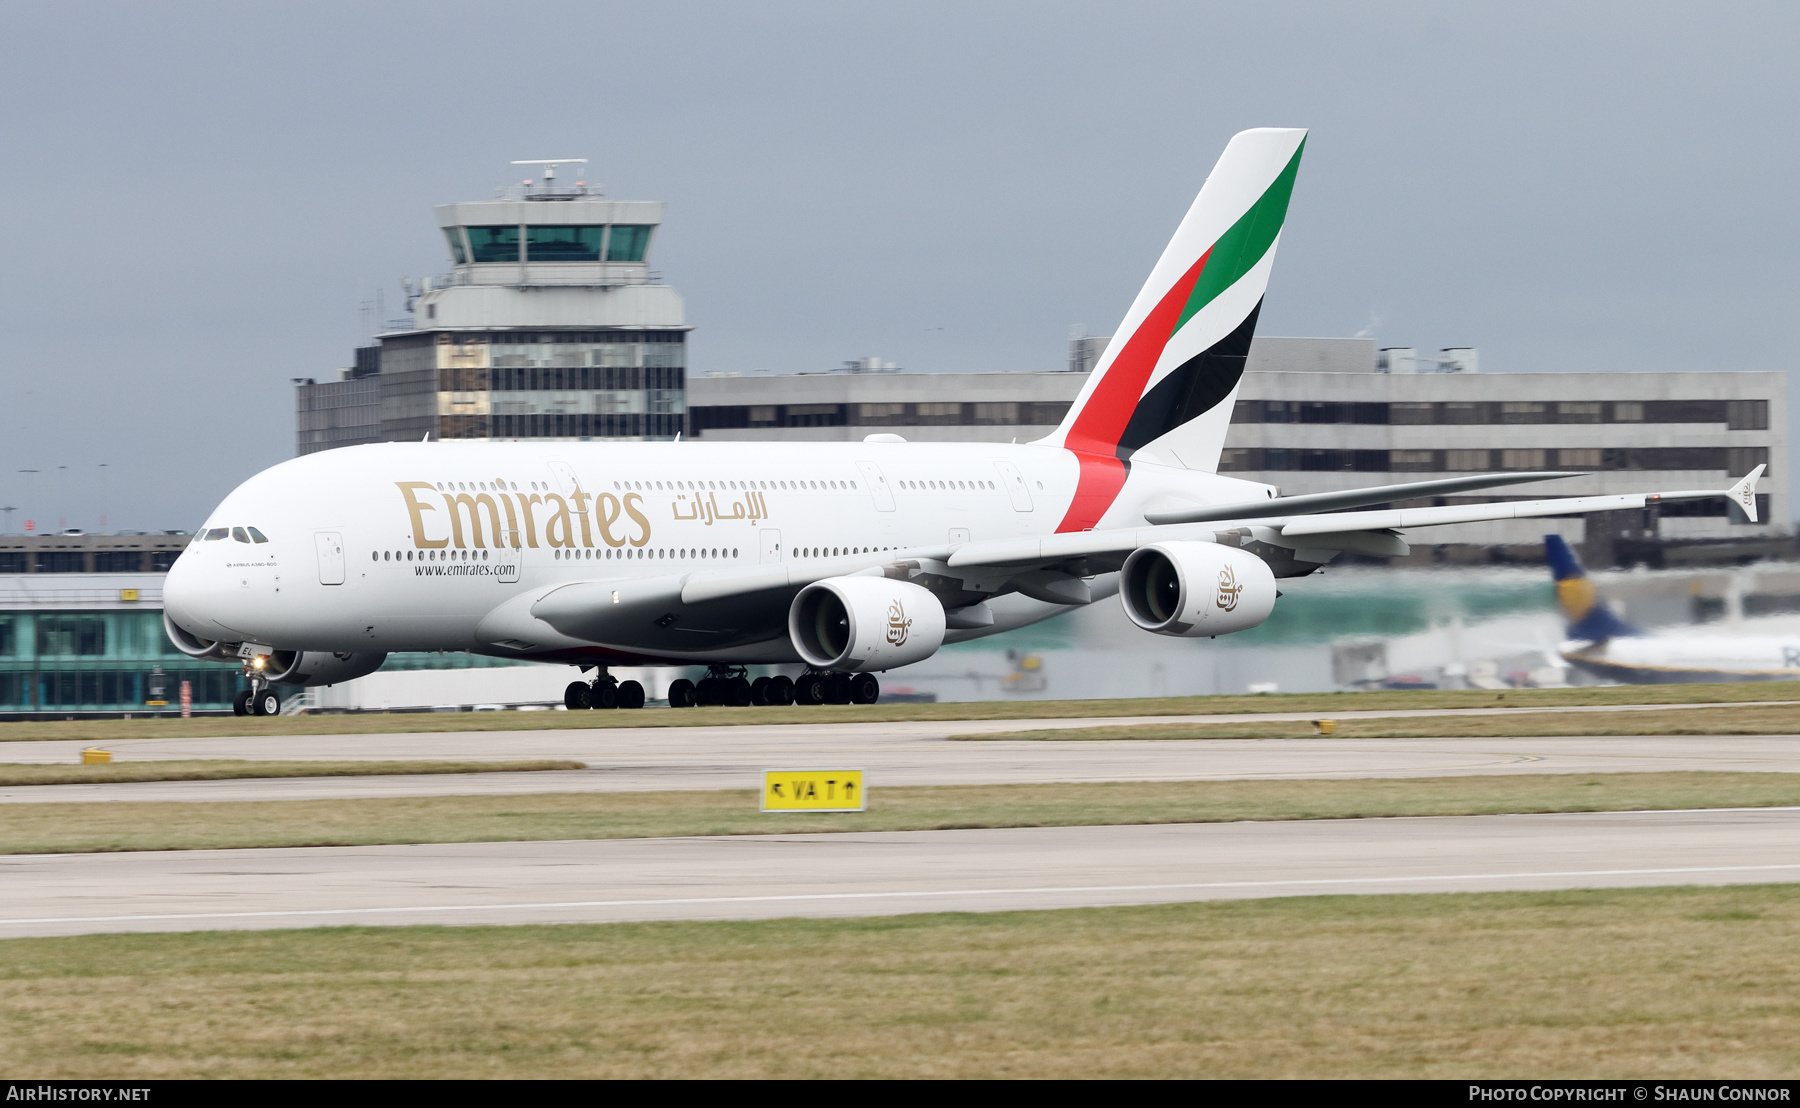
[
  {"xmin": 1280, "ymin": 475, "xmax": 1758, "ymax": 537},
  {"xmin": 1142, "ymin": 470, "xmax": 1585, "ymax": 525},
  {"xmin": 944, "ymin": 524, "xmax": 1229, "ymax": 569}
]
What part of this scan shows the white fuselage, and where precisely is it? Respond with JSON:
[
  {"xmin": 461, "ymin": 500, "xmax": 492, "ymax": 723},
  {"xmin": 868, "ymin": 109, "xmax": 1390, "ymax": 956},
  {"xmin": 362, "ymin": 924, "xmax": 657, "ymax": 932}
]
[
  {"xmin": 1562, "ymin": 633, "xmax": 1800, "ymax": 684},
  {"xmin": 163, "ymin": 439, "xmax": 1268, "ymax": 667}
]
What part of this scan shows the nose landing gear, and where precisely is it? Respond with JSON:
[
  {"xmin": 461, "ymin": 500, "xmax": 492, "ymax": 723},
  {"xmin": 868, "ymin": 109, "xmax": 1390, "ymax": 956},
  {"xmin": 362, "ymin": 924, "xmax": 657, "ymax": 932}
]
[{"xmin": 233, "ymin": 667, "xmax": 281, "ymax": 717}]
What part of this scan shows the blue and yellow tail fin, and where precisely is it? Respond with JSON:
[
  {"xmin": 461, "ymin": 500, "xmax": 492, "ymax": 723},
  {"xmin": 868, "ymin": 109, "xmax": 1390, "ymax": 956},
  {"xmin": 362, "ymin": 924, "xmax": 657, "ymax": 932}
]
[{"xmin": 1545, "ymin": 535, "xmax": 1639, "ymax": 642}]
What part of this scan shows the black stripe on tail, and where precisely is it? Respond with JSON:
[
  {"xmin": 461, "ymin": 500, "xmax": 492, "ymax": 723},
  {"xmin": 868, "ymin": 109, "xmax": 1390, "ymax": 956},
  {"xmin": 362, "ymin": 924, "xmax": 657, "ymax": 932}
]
[{"xmin": 1115, "ymin": 300, "xmax": 1261, "ymax": 459}]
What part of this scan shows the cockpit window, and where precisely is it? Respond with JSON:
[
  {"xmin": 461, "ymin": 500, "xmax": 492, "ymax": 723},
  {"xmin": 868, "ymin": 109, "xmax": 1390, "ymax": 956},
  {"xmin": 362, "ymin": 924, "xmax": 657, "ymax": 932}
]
[
  {"xmin": 231, "ymin": 527, "xmax": 251, "ymax": 543},
  {"xmin": 246, "ymin": 527, "xmax": 269, "ymax": 543},
  {"xmin": 203, "ymin": 528, "xmax": 229, "ymax": 541}
]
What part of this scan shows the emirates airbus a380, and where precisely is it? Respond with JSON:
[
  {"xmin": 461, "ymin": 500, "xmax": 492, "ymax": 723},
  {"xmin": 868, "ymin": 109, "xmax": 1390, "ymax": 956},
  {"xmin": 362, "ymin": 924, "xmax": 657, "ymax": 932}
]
[{"xmin": 162, "ymin": 128, "xmax": 1763, "ymax": 715}]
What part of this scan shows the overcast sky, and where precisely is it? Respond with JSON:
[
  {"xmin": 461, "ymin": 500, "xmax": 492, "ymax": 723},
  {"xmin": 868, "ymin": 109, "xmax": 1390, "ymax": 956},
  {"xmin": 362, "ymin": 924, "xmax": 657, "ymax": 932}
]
[{"xmin": 2, "ymin": 1, "xmax": 1796, "ymax": 530}]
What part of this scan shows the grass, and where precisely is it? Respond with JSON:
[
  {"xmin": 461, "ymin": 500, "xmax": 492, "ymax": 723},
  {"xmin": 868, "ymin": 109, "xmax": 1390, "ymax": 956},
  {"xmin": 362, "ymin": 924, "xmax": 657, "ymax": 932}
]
[
  {"xmin": 6, "ymin": 682, "xmax": 1800, "ymax": 743},
  {"xmin": 1, "ymin": 885, "xmax": 1797, "ymax": 1077},
  {"xmin": 957, "ymin": 704, "xmax": 1800, "ymax": 741},
  {"xmin": 0, "ymin": 760, "xmax": 583, "ymax": 787},
  {"xmin": 4, "ymin": 772, "xmax": 1798, "ymax": 855}
]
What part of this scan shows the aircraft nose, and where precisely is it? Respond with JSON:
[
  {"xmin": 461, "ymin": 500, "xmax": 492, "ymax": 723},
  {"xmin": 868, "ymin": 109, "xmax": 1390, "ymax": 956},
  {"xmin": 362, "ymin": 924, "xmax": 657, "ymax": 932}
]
[{"xmin": 161, "ymin": 545, "xmax": 240, "ymax": 642}]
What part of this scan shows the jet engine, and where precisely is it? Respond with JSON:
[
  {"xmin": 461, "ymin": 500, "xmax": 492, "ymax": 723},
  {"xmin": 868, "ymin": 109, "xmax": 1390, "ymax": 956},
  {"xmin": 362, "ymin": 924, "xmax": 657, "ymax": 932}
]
[
  {"xmin": 1120, "ymin": 541, "xmax": 1277, "ymax": 638},
  {"xmin": 261, "ymin": 650, "xmax": 390, "ymax": 687},
  {"xmin": 789, "ymin": 577, "xmax": 947, "ymax": 672},
  {"xmin": 163, "ymin": 611, "xmax": 236, "ymax": 660}
]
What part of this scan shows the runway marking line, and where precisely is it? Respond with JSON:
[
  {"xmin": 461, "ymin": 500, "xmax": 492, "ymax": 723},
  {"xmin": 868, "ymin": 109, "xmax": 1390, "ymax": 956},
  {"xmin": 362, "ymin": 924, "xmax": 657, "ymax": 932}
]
[{"xmin": 6, "ymin": 862, "xmax": 1800, "ymax": 929}]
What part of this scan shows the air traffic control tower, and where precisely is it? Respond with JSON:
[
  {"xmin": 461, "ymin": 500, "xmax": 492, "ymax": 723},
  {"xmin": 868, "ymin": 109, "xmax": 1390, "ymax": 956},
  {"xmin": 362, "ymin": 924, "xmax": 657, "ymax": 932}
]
[{"xmin": 296, "ymin": 159, "xmax": 688, "ymax": 453}]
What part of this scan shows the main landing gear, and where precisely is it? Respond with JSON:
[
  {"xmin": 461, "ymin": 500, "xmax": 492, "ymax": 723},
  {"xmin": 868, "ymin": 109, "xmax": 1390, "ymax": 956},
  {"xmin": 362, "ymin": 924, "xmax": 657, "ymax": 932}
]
[
  {"xmin": 565, "ymin": 668, "xmax": 645, "ymax": 711},
  {"xmin": 667, "ymin": 667, "xmax": 879, "ymax": 708}
]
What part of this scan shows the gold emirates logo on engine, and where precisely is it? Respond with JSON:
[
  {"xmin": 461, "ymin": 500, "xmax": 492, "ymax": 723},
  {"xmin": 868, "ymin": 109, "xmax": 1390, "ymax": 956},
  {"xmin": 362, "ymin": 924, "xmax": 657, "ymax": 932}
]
[
  {"xmin": 1216, "ymin": 564, "xmax": 1244, "ymax": 612},
  {"xmin": 885, "ymin": 598, "xmax": 913, "ymax": 646}
]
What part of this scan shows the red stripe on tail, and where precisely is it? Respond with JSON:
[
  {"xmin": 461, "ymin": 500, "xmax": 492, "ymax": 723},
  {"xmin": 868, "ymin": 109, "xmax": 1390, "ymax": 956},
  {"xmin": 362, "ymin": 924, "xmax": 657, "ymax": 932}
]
[{"xmin": 1054, "ymin": 249, "xmax": 1213, "ymax": 533}]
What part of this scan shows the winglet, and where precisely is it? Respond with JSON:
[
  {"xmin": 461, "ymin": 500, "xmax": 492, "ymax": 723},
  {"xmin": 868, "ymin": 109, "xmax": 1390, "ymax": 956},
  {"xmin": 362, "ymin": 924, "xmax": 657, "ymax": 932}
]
[{"xmin": 1728, "ymin": 464, "xmax": 1765, "ymax": 523}]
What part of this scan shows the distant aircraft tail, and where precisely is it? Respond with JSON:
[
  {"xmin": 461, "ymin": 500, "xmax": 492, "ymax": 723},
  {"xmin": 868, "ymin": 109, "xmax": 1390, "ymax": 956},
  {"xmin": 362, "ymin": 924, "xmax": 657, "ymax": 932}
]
[
  {"xmin": 1040, "ymin": 127, "xmax": 1306, "ymax": 531},
  {"xmin": 1545, "ymin": 534, "xmax": 1640, "ymax": 642}
]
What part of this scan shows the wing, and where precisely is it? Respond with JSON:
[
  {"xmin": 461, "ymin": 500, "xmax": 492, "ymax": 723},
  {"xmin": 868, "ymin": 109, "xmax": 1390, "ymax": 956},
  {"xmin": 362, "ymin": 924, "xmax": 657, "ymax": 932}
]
[
  {"xmin": 502, "ymin": 468, "xmax": 1765, "ymax": 644},
  {"xmin": 945, "ymin": 466, "xmax": 1766, "ymax": 573}
]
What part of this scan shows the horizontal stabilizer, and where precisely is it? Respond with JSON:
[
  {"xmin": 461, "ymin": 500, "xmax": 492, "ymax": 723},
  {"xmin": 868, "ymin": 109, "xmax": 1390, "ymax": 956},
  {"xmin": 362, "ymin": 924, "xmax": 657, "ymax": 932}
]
[{"xmin": 1144, "ymin": 471, "xmax": 1585, "ymax": 525}]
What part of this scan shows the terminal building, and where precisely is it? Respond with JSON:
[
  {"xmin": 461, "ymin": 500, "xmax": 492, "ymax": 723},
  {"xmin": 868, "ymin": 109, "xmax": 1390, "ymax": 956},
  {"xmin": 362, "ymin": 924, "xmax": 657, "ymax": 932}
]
[
  {"xmin": 295, "ymin": 163, "xmax": 687, "ymax": 454},
  {"xmin": 688, "ymin": 337, "xmax": 1787, "ymax": 563}
]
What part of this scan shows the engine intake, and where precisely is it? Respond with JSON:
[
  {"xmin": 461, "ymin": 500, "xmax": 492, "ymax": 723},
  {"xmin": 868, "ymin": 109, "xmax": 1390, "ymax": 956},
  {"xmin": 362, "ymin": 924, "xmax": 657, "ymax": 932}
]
[
  {"xmin": 1120, "ymin": 541, "xmax": 1277, "ymax": 638},
  {"xmin": 789, "ymin": 577, "xmax": 947, "ymax": 672},
  {"xmin": 163, "ymin": 611, "xmax": 235, "ymax": 660},
  {"xmin": 261, "ymin": 651, "xmax": 390, "ymax": 687}
]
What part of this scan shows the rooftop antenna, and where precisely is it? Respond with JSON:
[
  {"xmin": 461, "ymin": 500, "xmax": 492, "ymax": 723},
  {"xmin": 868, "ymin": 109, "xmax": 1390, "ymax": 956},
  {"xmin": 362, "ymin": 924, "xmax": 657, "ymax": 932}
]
[{"xmin": 512, "ymin": 159, "xmax": 589, "ymax": 193}]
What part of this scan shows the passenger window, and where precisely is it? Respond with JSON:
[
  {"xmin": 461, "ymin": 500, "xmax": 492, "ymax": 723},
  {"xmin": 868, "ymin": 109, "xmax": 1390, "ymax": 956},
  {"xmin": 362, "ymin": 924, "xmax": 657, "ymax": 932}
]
[
  {"xmin": 203, "ymin": 528, "xmax": 228, "ymax": 541},
  {"xmin": 247, "ymin": 527, "xmax": 269, "ymax": 543}
]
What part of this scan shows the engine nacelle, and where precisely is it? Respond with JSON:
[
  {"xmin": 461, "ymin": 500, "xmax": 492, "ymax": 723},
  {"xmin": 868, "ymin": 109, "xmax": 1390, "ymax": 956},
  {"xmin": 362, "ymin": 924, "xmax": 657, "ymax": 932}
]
[
  {"xmin": 262, "ymin": 650, "xmax": 390, "ymax": 687},
  {"xmin": 1120, "ymin": 541, "xmax": 1277, "ymax": 638},
  {"xmin": 789, "ymin": 577, "xmax": 947, "ymax": 672},
  {"xmin": 163, "ymin": 611, "xmax": 236, "ymax": 660}
]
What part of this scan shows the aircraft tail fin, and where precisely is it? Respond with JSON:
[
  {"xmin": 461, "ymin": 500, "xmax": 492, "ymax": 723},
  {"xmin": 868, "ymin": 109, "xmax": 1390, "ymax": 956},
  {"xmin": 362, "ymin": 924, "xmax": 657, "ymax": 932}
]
[
  {"xmin": 1546, "ymin": 534, "xmax": 1639, "ymax": 642},
  {"xmin": 1040, "ymin": 127, "xmax": 1306, "ymax": 532}
]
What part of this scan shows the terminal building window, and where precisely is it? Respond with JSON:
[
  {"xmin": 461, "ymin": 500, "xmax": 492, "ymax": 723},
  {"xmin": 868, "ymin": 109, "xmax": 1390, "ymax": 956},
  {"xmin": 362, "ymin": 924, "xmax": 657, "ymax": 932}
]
[
  {"xmin": 1217, "ymin": 446, "xmax": 1770, "ymax": 474},
  {"xmin": 526, "ymin": 226, "xmax": 603, "ymax": 262},
  {"xmin": 37, "ymin": 616, "xmax": 105, "ymax": 656},
  {"xmin": 1230, "ymin": 398, "xmax": 1769, "ymax": 428},
  {"xmin": 467, "ymin": 225, "xmax": 521, "ymax": 263}
]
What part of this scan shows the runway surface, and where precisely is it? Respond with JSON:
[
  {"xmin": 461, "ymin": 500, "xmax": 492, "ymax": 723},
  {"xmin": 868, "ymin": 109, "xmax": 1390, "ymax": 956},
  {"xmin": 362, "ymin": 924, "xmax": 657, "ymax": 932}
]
[
  {"xmin": 2, "ymin": 720, "xmax": 1798, "ymax": 804},
  {"xmin": 3, "ymin": 807, "xmax": 1796, "ymax": 938}
]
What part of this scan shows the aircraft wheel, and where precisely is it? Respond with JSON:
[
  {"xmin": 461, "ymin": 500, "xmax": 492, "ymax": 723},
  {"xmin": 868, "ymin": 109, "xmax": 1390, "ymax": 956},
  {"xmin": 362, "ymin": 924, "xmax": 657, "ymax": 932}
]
[
  {"xmin": 767, "ymin": 675, "xmax": 795, "ymax": 706},
  {"xmin": 564, "ymin": 681, "xmax": 592, "ymax": 710},
  {"xmin": 695, "ymin": 677, "xmax": 721, "ymax": 706},
  {"xmin": 253, "ymin": 689, "xmax": 280, "ymax": 716},
  {"xmin": 590, "ymin": 681, "xmax": 618, "ymax": 710},
  {"xmin": 794, "ymin": 674, "xmax": 827, "ymax": 705},
  {"xmin": 232, "ymin": 689, "xmax": 252, "ymax": 716},
  {"xmin": 667, "ymin": 679, "xmax": 696, "ymax": 708},
  {"xmin": 850, "ymin": 673, "xmax": 880, "ymax": 704},
  {"xmin": 824, "ymin": 674, "xmax": 853, "ymax": 705},
  {"xmin": 618, "ymin": 680, "xmax": 646, "ymax": 709},
  {"xmin": 726, "ymin": 676, "xmax": 753, "ymax": 706},
  {"xmin": 750, "ymin": 676, "xmax": 772, "ymax": 706}
]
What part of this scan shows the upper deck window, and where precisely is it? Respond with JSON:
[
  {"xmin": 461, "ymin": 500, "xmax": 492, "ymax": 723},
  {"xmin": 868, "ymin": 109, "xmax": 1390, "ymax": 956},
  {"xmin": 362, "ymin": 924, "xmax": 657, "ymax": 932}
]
[
  {"xmin": 526, "ymin": 226, "xmax": 602, "ymax": 262},
  {"xmin": 466, "ymin": 226, "xmax": 521, "ymax": 264},
  {"xmin": 606, "ymin": 225, "xmax": 652, "ymax": 262}
]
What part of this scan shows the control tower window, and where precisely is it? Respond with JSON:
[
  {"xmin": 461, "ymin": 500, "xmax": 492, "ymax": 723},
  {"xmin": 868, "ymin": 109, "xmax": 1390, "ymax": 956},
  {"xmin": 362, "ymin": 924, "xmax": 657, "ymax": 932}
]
[
  {"xmin": 443, "ymin": 229, "xmax": 468, "ymax": 265},
  {"xmin": 467, "ymin": 226, "xmax": 522, "ymax": 264},
  {"xmin": 527, "ymin": 226, "xmax": 602, "ymax": 262},
  {"xmin": 606, "ymin": 225, "xmax": 652, "ymax": 262}
]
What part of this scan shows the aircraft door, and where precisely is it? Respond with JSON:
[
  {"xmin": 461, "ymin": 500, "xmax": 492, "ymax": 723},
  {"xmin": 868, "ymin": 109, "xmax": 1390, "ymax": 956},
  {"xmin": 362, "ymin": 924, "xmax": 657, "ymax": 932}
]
[
  {"xmin": 314, "ymin": 532, "xmax": 345, "ymax": 585},
  {"xmin": 993, "ymin": 461, "xmax": 1033, "ymax": 511},
  {"xmin": 547, "ymin": 459, "xmax": 588, "ymax": 541},
  {"xmin": 546, "ymin": 460, "xmax": 581, "ymax": 498},
  {"xmin": 856, "ymin": 460, "xmax": 897, "ymax": 511},
  {"xmin": 761, "ymin": 529, "xmax": 783, "ymax": 564}
]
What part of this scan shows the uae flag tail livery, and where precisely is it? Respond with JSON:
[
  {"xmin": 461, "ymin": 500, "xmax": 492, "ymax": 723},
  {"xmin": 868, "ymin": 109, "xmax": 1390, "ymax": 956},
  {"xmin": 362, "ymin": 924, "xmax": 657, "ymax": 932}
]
[{"xmin": 1040, "ymin": 127, "xmax": 1306, "ymax": 533}]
